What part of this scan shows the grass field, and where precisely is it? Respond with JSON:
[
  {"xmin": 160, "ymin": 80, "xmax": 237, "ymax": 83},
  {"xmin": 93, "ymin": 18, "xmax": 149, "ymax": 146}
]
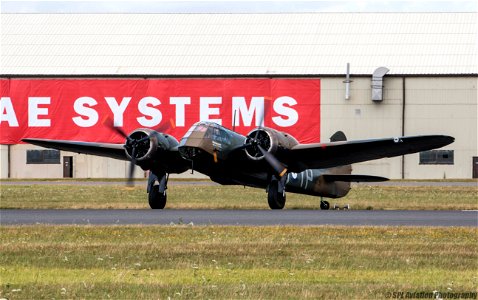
[
  {"xmin": 1, "ymin": 182, "xmax": 477, "ymax": 210},
  {"xmin": 0, "ymin": 225, "xmax": 477, "ymax": 299}
]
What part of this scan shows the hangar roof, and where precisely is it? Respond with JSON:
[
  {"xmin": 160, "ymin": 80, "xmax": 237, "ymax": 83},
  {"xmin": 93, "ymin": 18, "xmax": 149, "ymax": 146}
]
[{"xmin": 1, "ymin": 13, "xmax": 477, "ymax": 75}]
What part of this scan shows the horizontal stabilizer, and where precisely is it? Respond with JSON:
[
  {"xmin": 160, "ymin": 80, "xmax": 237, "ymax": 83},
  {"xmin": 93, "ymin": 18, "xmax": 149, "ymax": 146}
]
[{"xmin": 322, "ymin": 174, "xmax": 389, "ymax": 182}]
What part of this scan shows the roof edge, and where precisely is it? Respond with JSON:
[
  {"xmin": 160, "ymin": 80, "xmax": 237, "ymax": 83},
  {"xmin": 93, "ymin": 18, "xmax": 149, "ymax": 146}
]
[{"xmin": 2, "ymin": 74, "xmax": 477, "ymax": 79}]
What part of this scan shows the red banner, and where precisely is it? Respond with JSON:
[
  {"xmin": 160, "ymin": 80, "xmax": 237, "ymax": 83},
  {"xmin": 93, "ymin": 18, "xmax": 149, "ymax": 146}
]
[{"xmin": 0, "ymin": 79, "xmax": 320, "ymax": 144}]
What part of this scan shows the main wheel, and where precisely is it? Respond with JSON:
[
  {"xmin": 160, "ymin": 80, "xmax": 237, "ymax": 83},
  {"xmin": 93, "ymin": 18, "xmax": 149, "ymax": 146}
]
[
  {"xmin": 268, "ymin": 181, "xmax": 286, "ymax": 209},
  {"xmin": 320, "ymin": 200, "xmax": 330, "ymax": 210},
  {"xmin": 148, "ymin": 185, "xmax": 167, "ymax": 209}
]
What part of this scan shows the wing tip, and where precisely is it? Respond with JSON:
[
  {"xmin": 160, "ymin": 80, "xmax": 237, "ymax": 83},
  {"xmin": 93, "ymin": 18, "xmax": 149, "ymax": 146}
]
[
  {"xmin": 433, "ymin": 135, "xmax": 455, "ymax": 148},
  {"xmin": 444, "ymin": 135, "xmax": 455, "ymax": 144}
]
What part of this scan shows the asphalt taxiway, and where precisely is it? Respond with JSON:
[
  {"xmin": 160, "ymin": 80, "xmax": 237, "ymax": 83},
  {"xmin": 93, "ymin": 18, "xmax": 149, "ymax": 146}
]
[{"xmin": 1, "ymin": 209, "xmax": 476, "ymax": 227}]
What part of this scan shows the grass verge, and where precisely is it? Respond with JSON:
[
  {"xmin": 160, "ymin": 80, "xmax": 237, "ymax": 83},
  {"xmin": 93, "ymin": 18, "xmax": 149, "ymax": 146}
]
[
  {"xmin": 0, "ymin": 225, "xmax": 477, "ymax": 299},
  {"xmin": 0, "ymin": 184, "xmax": 477, "ymax": 210}
]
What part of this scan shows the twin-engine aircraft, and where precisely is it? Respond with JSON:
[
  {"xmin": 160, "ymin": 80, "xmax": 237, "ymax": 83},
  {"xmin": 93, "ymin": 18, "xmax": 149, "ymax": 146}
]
[{"xmin": 23, "ymin": 121, "xmax": 454, "ymax": 209}]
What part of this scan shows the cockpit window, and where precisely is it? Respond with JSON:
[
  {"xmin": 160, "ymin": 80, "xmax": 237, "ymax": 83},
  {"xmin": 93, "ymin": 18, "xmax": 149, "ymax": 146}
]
[
  {"xmin": 210, "ymin": 126, "xmax": 231, "ymax": 145},
  {"xmin": 195, "ymin": 122, "xmax": 209, "ymax": 132},
  {"xmin": 182, "ymin": 122, "xmax": 207, "ymax": 139},
  {"xmin": 180, "ymin": 121, "xmax": 232, "ymax": 146}
]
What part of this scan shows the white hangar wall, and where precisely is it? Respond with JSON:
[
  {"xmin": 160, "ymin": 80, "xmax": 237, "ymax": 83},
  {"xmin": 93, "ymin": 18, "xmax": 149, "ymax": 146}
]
[
  {"xmin": 1, "ymin": 76, "xmax": 476, "ymax": 179},
  {"xmin": 320, "ymin": 76, "xmax": 477, "ymax": 179},
  {"xmin": 403, "ymin": 77, "xmax": 477, "ymax": 179}
]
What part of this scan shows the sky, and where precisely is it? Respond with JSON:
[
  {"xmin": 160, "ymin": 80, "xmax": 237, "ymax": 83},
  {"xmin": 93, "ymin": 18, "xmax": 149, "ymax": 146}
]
[{"xmin": 2, "ymin": 0, "xmax": 477, "ymax": 13}]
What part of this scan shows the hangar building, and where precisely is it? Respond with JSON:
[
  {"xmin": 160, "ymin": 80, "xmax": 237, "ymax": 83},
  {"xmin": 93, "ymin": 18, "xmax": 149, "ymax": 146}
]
[{"xmin": 1, "ymin": 12, "xmax": 477, "ymax": 179}]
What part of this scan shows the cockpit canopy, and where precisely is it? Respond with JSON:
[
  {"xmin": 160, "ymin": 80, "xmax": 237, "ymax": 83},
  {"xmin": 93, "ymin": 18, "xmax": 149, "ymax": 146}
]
[{"xmin": 179, "ymin": 121, "xmax": 234, "ymax": 147}]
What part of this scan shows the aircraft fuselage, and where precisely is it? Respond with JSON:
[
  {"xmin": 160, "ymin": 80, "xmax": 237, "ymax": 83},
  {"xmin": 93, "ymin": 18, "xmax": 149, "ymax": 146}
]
[{"xmin": 178, "ymin": 121, "xmax": 351, "ymax": 198}]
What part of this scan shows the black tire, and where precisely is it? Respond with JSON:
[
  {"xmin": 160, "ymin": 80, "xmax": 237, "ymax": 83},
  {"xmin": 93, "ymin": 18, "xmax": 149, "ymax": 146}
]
[
  {"xmin": 268, "ymin": 181, "xmax": 286, "ymax": 209},
  {"xmin": 320, "ymin": 200, "xmax": 330, "ymax": 210},
  {"xmin": 148, "ymin": 185, "xmax": 167, "ymax": 209}
]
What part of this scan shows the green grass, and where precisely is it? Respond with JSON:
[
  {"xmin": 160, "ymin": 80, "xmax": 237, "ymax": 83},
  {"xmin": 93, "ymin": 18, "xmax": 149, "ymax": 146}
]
[
  {"xmin": 0, "ymin": 226, "xmax": 476, "ymax": 299},
  {"xmin": 0, "ymin": 183, "xmax": 477, "ymax": 210}
]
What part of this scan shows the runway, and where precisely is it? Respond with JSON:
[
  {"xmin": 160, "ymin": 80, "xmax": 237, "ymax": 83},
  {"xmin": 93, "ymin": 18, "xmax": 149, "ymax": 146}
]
[{"xmin": 1, "ymin": 209, "xmax": 476, "ymax": 227}]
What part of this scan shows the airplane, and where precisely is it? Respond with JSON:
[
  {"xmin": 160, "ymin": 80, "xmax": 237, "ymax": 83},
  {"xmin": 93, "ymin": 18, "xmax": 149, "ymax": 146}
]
[{"xmin": 23, "ymin": 121, "xmax": 454, "ymax": 210}]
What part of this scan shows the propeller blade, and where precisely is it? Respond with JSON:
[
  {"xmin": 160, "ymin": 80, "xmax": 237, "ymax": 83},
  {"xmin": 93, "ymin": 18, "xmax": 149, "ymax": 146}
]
[
  {"xmin": 257, "ymin": 145, "xmax": 287, "ymax": 177},
  {"xmin": 102, "ymin": 117, "xmax": 131, "ymax": 141},
  {"xmin": 127, "ymin": 147, "xmax": 137, "ymax": 186},
  {"xmin": 249, "ymin": 105, "xmax": 266, "ymax": 141},
  {"xmin": 114, "ymin": 126, "xmax": 130, "ymax": 140},
  {"xmin": 253, "ymin": 111, "xmax": 265, "ymax": 140}
]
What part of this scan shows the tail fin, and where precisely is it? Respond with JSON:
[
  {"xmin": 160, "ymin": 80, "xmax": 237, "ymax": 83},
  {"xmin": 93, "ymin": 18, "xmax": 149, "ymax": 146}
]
[{"xmin": 330, "ymin": 131, "xmax": 347, "ymax": 142}]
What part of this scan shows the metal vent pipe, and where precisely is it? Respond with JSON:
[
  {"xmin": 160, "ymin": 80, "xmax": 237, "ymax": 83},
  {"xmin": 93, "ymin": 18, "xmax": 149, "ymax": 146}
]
[{"xmin": 371, "ymin": 67, "xmax": 390, "ymax": 102}]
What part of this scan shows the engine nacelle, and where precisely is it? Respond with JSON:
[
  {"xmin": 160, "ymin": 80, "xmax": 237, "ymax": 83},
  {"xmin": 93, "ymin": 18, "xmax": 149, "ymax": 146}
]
[
  {"xmin": 244, "ymin": 127, "xmax": 299, "ymax": 160},
  {"xmin": 124, "ymin": 128, "xmax": 179, "ymax": 167}
]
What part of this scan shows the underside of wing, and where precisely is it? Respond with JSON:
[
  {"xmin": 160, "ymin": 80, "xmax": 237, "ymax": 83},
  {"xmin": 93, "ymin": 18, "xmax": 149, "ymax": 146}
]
[
  {"xmin": 285, "ymin": 135, "xmax": 454, "ymax": 172},
  {"xmin": 22, "ymin": 138, "xmax": 127, "ymax": 161}
]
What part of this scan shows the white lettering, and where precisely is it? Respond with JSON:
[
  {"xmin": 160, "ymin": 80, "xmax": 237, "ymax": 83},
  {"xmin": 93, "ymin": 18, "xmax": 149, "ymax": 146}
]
[
  {"xmin": 170, "ymin": 97, "xmax": 190, "ymax": 127},
  {"xmin": 104, "ymin": 96, "xmax": 131, "ymax": 127},
  {"xmin": 232, "ymin": 96, "xmax": 264, "ymax": 127},
  {"xmin": 0, "ymin": 97, "xmax": 19, "ymax": 127},
  {"xmin": 200, "ymin": 97, "xmax": 222, "ymax": 125},
  {"xmin": 28, "ymin": 97, "xmax": 51, "ymax": 127},
  {"xmin": 137, "ymin": 97, "xmax": 162, "ymax": 127},
  {"xmin": 272, "ymin": 96, "xmax": 298, "ymax": 127},
  {"xmin": 72, "ymin": 97, "xmax": 98, "ymax": 127}
]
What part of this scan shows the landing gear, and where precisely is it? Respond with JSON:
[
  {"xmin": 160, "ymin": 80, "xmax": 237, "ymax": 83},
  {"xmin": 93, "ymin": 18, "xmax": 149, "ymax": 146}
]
[
  {"xmin": 267, "ymin": 177, "xmax": 286, "ymax": 209},
  {"xmin": 148, "ymin": 172, "xmax": 168, "ymax": 209},
  {"xmin": 320, "ymin": 199, "xmax": 330, "ymax": 210},
  {"xmin": 148, "ymin": 185, "xmax": 167, "ymax": 209}
]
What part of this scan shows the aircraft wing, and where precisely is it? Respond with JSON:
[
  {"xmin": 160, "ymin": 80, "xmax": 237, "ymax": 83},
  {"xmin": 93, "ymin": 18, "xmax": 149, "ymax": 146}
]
[
  {"xmin": 22, "ymin": 138, "xmax": 127, "ymax": 161},
  {"xmin": 284, "ymin": 135, "xmax": 454, "ymax": 172}
]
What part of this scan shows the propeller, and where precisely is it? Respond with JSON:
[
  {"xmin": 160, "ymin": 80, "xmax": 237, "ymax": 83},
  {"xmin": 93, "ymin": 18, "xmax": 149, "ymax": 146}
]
[
  {"xmin": 124, "ymin": 134, "xmax": 150, "ymax": 186},
  {"xmin": 242, "ymin": 104, "xmax": 288, "ymax": 178},
  {"xmin": 102, "ymin": 117, "xmax": 152, "ymax": 186}
]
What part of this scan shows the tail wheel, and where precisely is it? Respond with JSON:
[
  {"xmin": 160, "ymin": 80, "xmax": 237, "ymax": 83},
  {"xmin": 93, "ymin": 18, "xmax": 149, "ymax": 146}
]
[
  {"xmin": 148, "ymin": 185, "xmax": 167, "ymax": 209},
  {"xmin": 268, "ymin": 181, "xmax": 286, "ymax": 209}
]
